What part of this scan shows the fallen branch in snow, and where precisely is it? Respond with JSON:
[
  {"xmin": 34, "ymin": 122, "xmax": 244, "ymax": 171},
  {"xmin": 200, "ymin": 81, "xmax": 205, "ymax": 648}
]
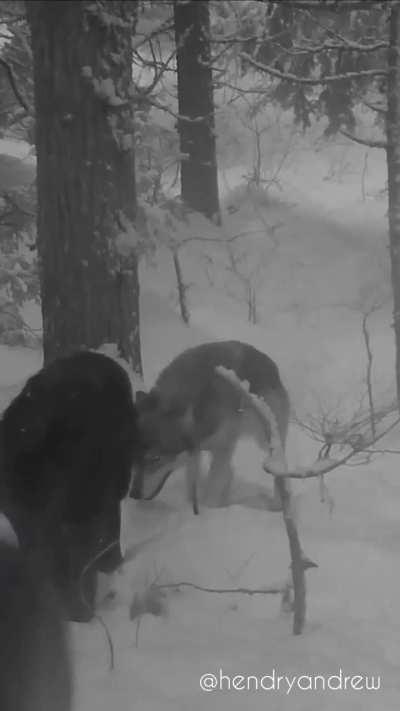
[
  {"xmin": 215, "ymin": 366, "xmax": 312, "ymax": 635},
  {"xmin": 156, "ymin": 581, "xmax": 285, "ymax": 596}
]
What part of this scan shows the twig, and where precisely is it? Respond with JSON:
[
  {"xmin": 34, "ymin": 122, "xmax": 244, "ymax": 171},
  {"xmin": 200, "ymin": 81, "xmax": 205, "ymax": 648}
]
[
  {"xmin": 172, "ymin": 249, "xmax": 190, "ymax": 325},
  {"xmin": 132, "ymin": 19, "xmax": 174, "ymax": 52},
  {"xmin": 239, "ymin": 51, "xmax": 388, "ymax": 86},
  {"xmin": 364, "ymin": 448, "xmax": 400, "ymax": 455},
  {"xmin": 293, "ymin": 397, "xmax": 396, "ymax": 446},
  {"xmin": 0, "ymin": 58, "xmax": 30, "ymax": 114},
  {"xmin": 178, "ymin": 229, "xmax": 267, "ymax": 247},
  {"xmin": 79, "ymin": 540, "xmax": 118, "ymax": 671},
  {"xmin": 288, "ymin": 0, "xmax": 390, "ymax": 8},
  {"xmin": 135, "ymin": 617, "xmax": 142, "ymax": 648},
  {"xmin": 362, "ymin": 309, "xmax": 376, "ymax": 439},
  {"xmin": 340, "ymin": 129, "xmax": 386, "ymax": 149},
  {"xmin": 264, "ymin": 417, "xmax": 400, "ymax": 479},
  {"xmin": 0, "ymin": 308, "xmax": 41, "ymax": 338},
  {"xmin": 287, "ymin": 39, "xmax": 388, "ymax": 55},
  {"xmin": 363, "ymin": 100, "xmax": 387, "ymax": 116},
  {"xmin": 361, "ymin": 150, "xmax": 369, "ymax": 202},
  {"xmin": 156, "ymin": 581, "xmax": 285, "ymax": 595}
]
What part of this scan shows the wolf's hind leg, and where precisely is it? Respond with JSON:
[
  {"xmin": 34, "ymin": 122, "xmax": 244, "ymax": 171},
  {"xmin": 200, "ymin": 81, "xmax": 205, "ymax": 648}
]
[
  {"xmin": 203, "ymin": 437, "xmax": 237, "ymax": 508},
  {"xmin": 185, "ymin": 451, "xmax": 202, "ymax": 515}
]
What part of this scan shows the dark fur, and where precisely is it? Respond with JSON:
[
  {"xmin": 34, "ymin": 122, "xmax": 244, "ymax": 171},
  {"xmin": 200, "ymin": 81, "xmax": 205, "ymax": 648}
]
[
  {"xmin": 0, "ymin": 525, "xmax": 72, "ymax": 711},
  {"xmin": 0, "ymin": 351, "xmax": 140, "ymax": 621}
]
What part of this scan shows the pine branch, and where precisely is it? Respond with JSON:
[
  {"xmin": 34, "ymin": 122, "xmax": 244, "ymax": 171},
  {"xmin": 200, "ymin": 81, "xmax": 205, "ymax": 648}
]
[
  {"xmin": 239, "ymin": 51, "xmax": 388, "ymax": 85},
  {"xmin": 280, "ymin": 39, "xmax": 388, "ymax": 55}
]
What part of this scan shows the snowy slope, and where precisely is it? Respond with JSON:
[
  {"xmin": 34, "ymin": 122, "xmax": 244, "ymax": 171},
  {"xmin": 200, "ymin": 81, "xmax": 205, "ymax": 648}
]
[{"xmin": 0, "ymin": 137, "xmax": 399, "ymax": 709}]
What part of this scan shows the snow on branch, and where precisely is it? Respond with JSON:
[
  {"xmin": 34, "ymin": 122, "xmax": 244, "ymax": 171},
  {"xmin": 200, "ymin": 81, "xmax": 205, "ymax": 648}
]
[
  {"xmin": 278, "ymin": 39, "xmax": 388, "ymax": 56},
  {"xmin": 215, "ymin": 365, "xmax": 286, "ymax": 470},
  {"xmin": 239, "ymin": 51, "xmax": 388, "ymax": 86},
  {"xmin": 287, "ymin": 0, "xmax": 391, "ymax": 9}
]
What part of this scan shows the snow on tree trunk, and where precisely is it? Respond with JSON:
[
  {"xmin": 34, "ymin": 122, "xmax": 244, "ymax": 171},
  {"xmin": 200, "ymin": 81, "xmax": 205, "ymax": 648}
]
[
  {"xmin": 387, "ymin": 2, "xmax": 400, "ymax": 411},
  {"xmin": 27, "ymin": 0, "xmax": 142, "ymax": 374},
  {"xmin": 174, "ymin": 0, "xmax": 220, "ymax": 223}
]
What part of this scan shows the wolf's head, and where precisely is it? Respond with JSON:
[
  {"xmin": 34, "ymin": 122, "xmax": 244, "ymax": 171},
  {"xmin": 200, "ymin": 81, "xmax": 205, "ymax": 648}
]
[{"xmin": 130, "ymin": 389, "xmax": 195, "ymax": 501}]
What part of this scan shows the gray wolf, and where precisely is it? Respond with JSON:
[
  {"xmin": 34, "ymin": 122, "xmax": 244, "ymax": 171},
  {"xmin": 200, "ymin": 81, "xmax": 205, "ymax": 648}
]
[{"xmin": 131, "ymin": 340, "xmax": 290, "ymax": 514}]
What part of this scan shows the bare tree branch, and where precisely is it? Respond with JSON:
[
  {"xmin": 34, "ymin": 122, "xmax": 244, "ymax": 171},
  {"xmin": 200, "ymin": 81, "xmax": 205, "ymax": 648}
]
[
  {"xmin": 132, "ymin": 18, "xmax": 174, "ymax": 52},
  {"xmin": 362, "ymin": 308, "xmax": 377, "ymax": 438},
  {"xmin": 276, "ymin": 39, "xmax": 388, "ymax": 57},
  {"xmin": 156, "ymin": 581, "xmax": 285, "ymax": 595},
  {"xmin": 363, "ymin": 99, "xmax": 387, "ymax": 115},
  {"xmin": 239, "ymin": 51, "xmax": 388, "ymax": 85},
  {"xmin": 0, "ymin": 57, "xmax": 30, "ymax": 113},
  {"xmin": 264, "ymin": 417, "xmax": 400, "ymax": 479},
  {"xmin": 340, "ymin": 129, "xmax": 387, "ymax": 149},
  {"xmin": 286, "ymin": 0, "xmax": 393, "ymax": 9}
]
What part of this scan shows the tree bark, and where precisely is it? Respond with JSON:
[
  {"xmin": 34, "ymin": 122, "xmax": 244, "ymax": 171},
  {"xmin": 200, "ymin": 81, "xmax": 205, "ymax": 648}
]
[
  {"xmin": 26, "ymin": 0, "xmax": 142, "ymax": 374},
  {"xmin": 387, "ymin": 1, "xmax": 400, "ymax": 410},
  {"xmin": 174, "ymin": 0, "xmax": 220, "ymax": 223}
]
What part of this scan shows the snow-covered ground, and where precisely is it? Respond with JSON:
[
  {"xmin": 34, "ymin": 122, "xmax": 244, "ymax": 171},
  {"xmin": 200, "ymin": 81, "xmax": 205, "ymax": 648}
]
[{"xmin": 1, "ymin": 136, "xmax": 399, "ymax": 709}]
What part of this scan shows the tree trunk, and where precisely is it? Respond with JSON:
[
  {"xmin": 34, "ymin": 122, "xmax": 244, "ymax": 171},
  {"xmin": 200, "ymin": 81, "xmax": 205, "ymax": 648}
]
[
  {"xmin": 174, "ymin": 0, "xmax": 220, "ymax": 222},
  {"xmin": 26, "ymin": 0, "xmax": 142, "ymax": 374},
  {"xmin": 387, "ymin": 2, "xmax": 400, "ymax": 410}
]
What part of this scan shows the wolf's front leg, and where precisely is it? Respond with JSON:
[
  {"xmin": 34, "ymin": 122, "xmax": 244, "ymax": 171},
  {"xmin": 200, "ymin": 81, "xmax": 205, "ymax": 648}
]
[{"xmin": 203, "ymin": 442, "xmax": 236, "ymax": 508}]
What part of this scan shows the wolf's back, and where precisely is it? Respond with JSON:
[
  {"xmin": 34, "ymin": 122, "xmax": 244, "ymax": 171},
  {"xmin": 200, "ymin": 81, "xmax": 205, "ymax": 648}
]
[
  {"xmin": 153, "ymin": 340, "xmax": 289, "ymax": 444},
  {"xmin": 155, "ymin": 340, "xmax": 284, "ymax": 399}
]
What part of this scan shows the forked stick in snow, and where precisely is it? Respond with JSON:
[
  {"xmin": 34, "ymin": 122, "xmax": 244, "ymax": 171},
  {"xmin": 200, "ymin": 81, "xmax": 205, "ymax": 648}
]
[{"xmin": 215, "ymin": 365, "xmax": 313, "ymax": 635}]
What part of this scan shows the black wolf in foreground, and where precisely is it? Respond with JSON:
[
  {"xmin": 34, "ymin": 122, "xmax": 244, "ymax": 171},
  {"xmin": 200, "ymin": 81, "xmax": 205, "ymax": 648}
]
[
  {"xmin": 0, "ymin": 513, "xmax": 72, "ymax": 711},
  {"xmin": 0, "ymin": 351, "xmax": 140, "ymax": 621},
  {"xmin": 131, "ymin": 340, "xmax": 290, "ymax": 514}
]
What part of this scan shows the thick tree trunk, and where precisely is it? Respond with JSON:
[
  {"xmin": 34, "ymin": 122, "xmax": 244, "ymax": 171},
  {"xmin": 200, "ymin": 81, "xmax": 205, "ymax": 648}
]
[
  {"xmin": 387, "ymin": 2, "xmax": 400, "ymax": 410},
  {"xmin": 174, "ymin": 0, "xmax": 220, "ymax": 222},
  {"xmin": 27, "ymin": 0, "xmax": 142, "ymax": 374}
]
